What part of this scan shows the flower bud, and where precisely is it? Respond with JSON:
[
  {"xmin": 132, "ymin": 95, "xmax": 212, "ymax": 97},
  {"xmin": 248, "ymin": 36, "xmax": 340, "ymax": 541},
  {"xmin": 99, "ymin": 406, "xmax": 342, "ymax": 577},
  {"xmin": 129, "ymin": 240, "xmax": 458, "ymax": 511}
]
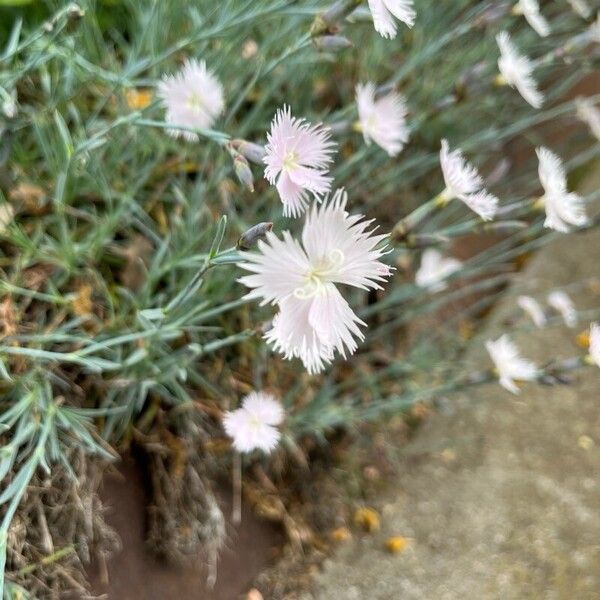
[
  {"xmin": 312, "ymin": 35, "xmax": 353, "ymax": 52},
  {"xmin": 474, "ymin": 3, "xmax": 510, "ymax": 28},
  {"xmin": 310, "ymin": 0, "xmax": 362, "ymax": 36},
  {"xmin": 67, "ymin": 3, "xmax": 85, "ymax": 19},
  {"xmin": 403, "ymin": 233, "xmax": 450, "ymax": 248},
  {"xmin": 1, "ymin": 90, "xmax": 17, "ymax": 119},
  {"xmin": 237, "ymin": 222, "xmax": 273, "ymax": 250},
  {"xmin": 233, "ymin": 153, "xmax": 254, "ymax": 192},
  {"xmin": 231, "ymin": 139, "xmax": 265, "ymax": 164}
]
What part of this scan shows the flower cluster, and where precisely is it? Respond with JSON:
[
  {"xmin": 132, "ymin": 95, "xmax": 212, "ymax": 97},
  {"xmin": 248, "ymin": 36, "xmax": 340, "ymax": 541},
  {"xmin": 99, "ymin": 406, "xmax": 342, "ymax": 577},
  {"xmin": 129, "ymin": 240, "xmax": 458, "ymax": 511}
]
[
  {"xmin": 518, "ymin": 291, "xmax": 578, "ymax": 328},
  {"xmin": 151, "ymin": 5, "xmax": 599, "ymax": 446}
]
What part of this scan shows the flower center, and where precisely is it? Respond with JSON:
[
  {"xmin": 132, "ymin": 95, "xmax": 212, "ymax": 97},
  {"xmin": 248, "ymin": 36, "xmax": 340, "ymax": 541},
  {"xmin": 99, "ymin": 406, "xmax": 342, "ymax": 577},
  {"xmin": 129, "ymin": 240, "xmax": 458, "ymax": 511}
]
[
  {"xmin": 186, "ymin": 91, "xmax": 205, "ymax": 113},
  {"xmin": 293, "ymin": 249, "xmax": 345, "ymax": 300},
  {"xmin": 366, "ymin": 114, "xmax": 378, "ymax": 132},
  {"xmin": 282, "ymin": 150, "xmax": 299, "ymax": 172},
  {"xmin": 248, "ymin": 414, "xmax": 261, "ymax": 429}
]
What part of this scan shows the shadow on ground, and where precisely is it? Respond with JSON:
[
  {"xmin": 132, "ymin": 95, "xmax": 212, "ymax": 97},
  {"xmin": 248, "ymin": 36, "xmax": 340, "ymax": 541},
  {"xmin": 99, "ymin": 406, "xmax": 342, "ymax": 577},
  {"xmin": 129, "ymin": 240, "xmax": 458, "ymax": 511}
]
[{"xmin": 89, "ymin": 455, "xmax": 283, "ymax": 600}]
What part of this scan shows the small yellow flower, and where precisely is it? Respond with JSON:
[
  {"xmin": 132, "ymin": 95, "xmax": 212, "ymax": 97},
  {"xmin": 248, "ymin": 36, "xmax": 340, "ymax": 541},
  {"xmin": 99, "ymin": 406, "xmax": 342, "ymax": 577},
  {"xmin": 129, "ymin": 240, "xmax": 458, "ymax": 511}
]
[
  {"xmin": 242, "ymin": 39, "xmax": 258, "ymax": 59},
  {"xmin": 576, "ymin": 330, "xmax": 590, "ymax": 349},
  {"xmin": 125, "ymin": 88, "xmax": 152, "ymax": 110},
  {"xmin": 71, "ymin": 284, "xmax": 93, "ymax": 317},
  {"xmin": 330, "ymin": 526, "xmax": 352, "ymax": 542},
  {"xmin": 532, "ymin": 196, "xmax": 545, "ymax": 210},
  {"xmin": 354, "ymin": 507, "xmax": 380, "ymax": 532},
  {"xmin": 494, "ymin": 73, "xmax": 507, "ymax": 86},
  {"xmin": 385, "ymin": 536, "xmax": 409, "ymax": 554},
  {"xmin": 587, "ymin": 278, "xmax": 600, "ymax": 294},
  {"xmin": 578, "ymin": 435, "xmax": 594, "ymax": 450},
  {"xmin": 458, "ymin": 319, "xmax": 475, "ymax": 341},
  {"xmin": 440, "ymin": 448, "xmax": 457, "ymax": 463},
  {"xmin": 411, "ymin": 402, "xmax": 430, "ymax": 419}
]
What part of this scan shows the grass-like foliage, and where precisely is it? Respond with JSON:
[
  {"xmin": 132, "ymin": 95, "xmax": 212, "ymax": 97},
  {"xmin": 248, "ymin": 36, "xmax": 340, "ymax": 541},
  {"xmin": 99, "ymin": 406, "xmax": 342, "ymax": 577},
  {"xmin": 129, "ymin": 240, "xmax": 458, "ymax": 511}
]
[{"xmin": 0, "ymin": 0, "xmax": 599, "ymax": 596}]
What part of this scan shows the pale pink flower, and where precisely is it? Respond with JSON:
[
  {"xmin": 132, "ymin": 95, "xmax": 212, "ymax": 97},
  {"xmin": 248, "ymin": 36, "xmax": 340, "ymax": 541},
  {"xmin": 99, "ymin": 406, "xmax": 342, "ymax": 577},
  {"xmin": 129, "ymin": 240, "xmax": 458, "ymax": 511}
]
[
  {"xmin": 589, "ymin": 322, "xmax": 600, "ymax": 367},
  {"xmin": 415, "ymin": 249, "xmax": 462, "ymax": 292},
  {"xmin": 223, "ymin": 391, "xmax": 284, "ymax": 454},
  {"xmin": 439, "ymin": 139, "xmax": 499, "ymax": 220},
  {"xmin": 238, "ymin": 189, "xmax": 392, "ymax": 374},
  {"xmin": 576, "ymin": 97, "xmax": 600, "ymax": 141},
  {"xmin": 536, "ymin": 147, "xmax": 589, "ymax": 232},
  {"xmin": 496, "ymin": 32, "xmax": 544, "ymax": 109},
  {"xmin": 356, "ymin": 82, "xmax": 409, "ymax": 157},
  {"xmin": 547, "ymin": 290, "xmax": 577, "ymax": 327},
  {"xmin": 263, "ymin": 106, "xmax": 336, "ymax": 218},
  {"xmin": 513, "ymin": 0, "xmax": 550, "ymax": 37},
  {"xmin": 591, "ymin": 13, "xmax": 600, "ymax": 43},
  {"xmin": 368, "ymin": 0, "xmax": 416, "ymax": 39},
  {"xmin": 157, "ymin": 59, "xmax": 224, "ymax": 141},
  {"xmin": 517, "ymin": 295, "xmax": 547, "ymax": 327},
  {"xmin": 486, "ymin": 335, "xmax": 539, "ymax": 394}
]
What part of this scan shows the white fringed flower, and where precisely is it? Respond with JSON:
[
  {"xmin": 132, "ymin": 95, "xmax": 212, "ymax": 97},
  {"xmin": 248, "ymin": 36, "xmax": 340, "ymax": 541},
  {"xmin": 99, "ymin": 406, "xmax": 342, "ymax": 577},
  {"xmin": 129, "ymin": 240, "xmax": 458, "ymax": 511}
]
[
  {"xmin": 415, "ymin": 249, "xmax": 462, "ymax": 292},
  {"xmin": 513, "ymin": 0, "xmax": 550, "ymax": 37},
  {"xmin": 567, "ymin": 0, "xmax": 591, "ymax": 19},
  {"xmin": 576, "ymin": 97, "xmax": 600, "ymax": 141},
  {"xmin": 589, "ymin": 322, "xmax": 600, "ymax": 367},
  {"xmin": 238, "ymin": 189, "xmax": 392, "ymax": 374},
  {"xmin": 1, "ymin": 89, "xmax": 17, "ymax": 119},
  {"xmin": 547, "ymin": 290, "xmax": 577, "ymax": 327},
  {"xmin": 263, "ymin": 106, "xmax": 336, "ymax": 218},
  {"xmin": 591, "ymin": 13, "xmax": 600, "ymax": 43},
  {"xmin": 486, "ymin": 335, "xmax": 539, "ymax": 394},
  {"xmin": 356, "ymin": 82, "xmax": 410, "ymax": 157},
  {"xmin": 367, "ymin": 0, "xmax": 416, "ymax": 39},
  {"xmin": 536, "ymin": 147, "xmax": 589, "ymax": 233},
  {"xmin": 439, "ymin": 139, "xmax": 499, "ymax": 220},
  {"xmin": 0, "ymin": 203, "xmax": 14, "ymax": 234},
  {"xmin": 157, "ymin": 59, "xmax": 225, "ymax": 141},
  {"xmin": 223, "ymin": 391, "xmax": 284, "ymax": 454},
  {"xmin": 496, "ymin": 31, "xmax": 544, "ymax": 109},
  {"xmin": 517, "ymin": 295, "xmax": 547, "ymax": 327}
]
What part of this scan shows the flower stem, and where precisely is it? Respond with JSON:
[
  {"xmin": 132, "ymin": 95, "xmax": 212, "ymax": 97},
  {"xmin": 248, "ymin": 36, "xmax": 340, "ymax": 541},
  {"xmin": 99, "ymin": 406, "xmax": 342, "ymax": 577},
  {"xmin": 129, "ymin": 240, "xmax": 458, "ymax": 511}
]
[
  {"xmin": 310, "ymin": 0, "xmax": 363, "ymax": 37},
  {"xmin": 391, "ymin": 193, "xmax": 447, "ymax": 243},
  {"xmin": 232, "ymin": 451, "xmax": 242, "ymax": 525}
]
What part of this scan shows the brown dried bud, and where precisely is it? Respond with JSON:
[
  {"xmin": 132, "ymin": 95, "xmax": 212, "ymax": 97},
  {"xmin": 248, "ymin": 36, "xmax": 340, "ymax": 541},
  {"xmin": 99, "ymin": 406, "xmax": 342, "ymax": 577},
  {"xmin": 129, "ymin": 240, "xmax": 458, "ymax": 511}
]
[{"xmin": 237, "ymin": 222, "xmax": 273, "ymax": 250}]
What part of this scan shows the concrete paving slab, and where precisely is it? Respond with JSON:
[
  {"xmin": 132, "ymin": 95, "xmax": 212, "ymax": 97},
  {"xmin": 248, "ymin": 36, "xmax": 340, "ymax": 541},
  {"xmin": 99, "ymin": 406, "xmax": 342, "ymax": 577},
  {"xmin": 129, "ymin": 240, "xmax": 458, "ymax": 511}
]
[{"xmin": 310, "ymin": 189, "xmax": 600, "ymax": 599}]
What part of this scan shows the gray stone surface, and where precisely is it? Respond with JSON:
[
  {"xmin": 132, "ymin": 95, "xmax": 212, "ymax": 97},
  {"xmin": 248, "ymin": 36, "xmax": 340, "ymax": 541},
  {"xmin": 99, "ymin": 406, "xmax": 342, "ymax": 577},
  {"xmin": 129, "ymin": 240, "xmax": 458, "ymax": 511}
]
[{"xmin": 312, "ymin": 206, "xmax": 600, "ymax": 597}]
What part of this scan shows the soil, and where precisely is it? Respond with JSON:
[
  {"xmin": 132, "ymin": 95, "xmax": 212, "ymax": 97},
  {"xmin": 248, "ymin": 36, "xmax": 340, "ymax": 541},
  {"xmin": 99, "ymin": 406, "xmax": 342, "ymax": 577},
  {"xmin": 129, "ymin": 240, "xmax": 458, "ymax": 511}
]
[{"xmin": 88, "ymin": 455, "xmax": 284, "ymax": 600}]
